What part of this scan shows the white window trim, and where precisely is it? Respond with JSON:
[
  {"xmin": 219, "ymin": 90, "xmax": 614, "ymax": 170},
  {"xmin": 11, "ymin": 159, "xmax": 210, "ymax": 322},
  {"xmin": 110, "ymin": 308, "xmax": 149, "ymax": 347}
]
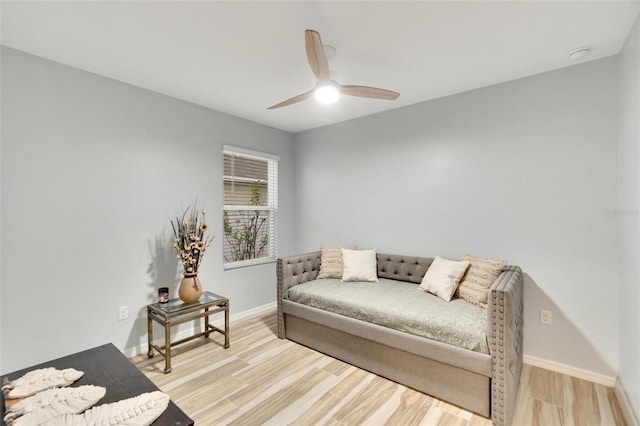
[
  {"xmin": 223, "ymin": 175, "xmax": 263, "ymax": 184},
  {"xmin": 223, "ymin": 145, "xmax": 279, "ymax": 162},
  {"xmin": 223, "ymin": 145, "xmax": 279, "ymax": 270},
  {"xmin": 224, "ymin": 257, "xmax": 276, "ymax": 270},
  {"xmin": 223, "ymin": 205, "xmax": 272, "ymax": 211}
]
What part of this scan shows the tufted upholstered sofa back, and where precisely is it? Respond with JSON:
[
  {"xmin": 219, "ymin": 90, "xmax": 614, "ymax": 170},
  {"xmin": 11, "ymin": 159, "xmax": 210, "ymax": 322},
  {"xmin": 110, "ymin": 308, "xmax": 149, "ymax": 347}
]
[
  {"xmin": 277, "ymin": 251, "xmax": 434, "ymax": 293},
  {"xmin": 277, "ymin": 251, "xmax": 321, "ymax": 289},
  {"xmin": 376, "ymin": 253, "xmax": 433, "ymax": 284}
]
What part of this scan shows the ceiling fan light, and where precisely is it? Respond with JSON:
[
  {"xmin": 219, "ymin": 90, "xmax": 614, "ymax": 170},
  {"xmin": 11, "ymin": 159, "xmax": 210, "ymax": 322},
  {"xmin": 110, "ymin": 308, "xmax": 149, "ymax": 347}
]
[{"xmin": 314, "ymin": 84, "xmax": 340, "ymax": 104}]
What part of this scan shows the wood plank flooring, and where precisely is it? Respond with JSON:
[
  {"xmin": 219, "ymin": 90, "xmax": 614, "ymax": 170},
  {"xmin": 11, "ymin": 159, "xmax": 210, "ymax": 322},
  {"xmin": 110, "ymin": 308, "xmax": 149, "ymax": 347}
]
[{"xmin": 132, "ymin": 310, "xmax": 626, "ymax": 425}]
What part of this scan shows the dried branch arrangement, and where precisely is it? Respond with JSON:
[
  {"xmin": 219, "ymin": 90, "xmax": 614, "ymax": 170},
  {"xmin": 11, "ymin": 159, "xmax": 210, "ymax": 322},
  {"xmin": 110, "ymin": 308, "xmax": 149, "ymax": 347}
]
[{"xmin": 171, "ymin": 204, "xmax": 215, "ymax": 274}]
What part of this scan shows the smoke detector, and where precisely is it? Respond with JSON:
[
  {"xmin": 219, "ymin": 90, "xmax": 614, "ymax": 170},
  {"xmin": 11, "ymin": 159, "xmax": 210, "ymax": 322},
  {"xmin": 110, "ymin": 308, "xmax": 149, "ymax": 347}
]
[{"xmin": 568, "ymin": 47, "xmax": 592, "ymax": 61}]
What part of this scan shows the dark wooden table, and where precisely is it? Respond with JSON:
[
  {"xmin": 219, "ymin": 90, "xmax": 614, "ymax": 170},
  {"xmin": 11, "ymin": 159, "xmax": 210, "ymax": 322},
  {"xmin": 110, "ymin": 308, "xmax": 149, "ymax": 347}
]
[{"xmin": 0, "ymin": 343, "xmax": 193, "ymax": 426}]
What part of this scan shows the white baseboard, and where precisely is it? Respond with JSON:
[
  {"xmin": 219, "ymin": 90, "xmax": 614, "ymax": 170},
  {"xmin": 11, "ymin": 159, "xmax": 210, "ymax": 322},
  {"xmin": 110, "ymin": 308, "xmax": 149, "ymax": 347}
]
[
  {"xmin": 226, "ymin": 301, "xmax": 277, "ymax": 322},
  {"xmin": 615, "ymin": 379, "xmax": 639, "ymax": 426},
  {"xmin": 124, "ymin": 301, "xmax": 277, "ymax": 358},
  {"xmin": 523, "ymin": 354, "xmax": 616, "ymax": 387}
]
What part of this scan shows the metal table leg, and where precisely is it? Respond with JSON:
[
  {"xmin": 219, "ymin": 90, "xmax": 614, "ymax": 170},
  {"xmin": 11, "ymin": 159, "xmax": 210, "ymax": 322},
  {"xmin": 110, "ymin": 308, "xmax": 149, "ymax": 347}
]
[
  {"xmin": 224, "ymin": 302, "xmax": 230, "ymax": 349},
  {"xmin": 147, "ymin": 307, "xmax": 154, "ymax": 358},
  {"xmin": 204, "ymin": 307, "xmax": 210, "ymax": 338},
  {"xmin": 164, "ymin": 318, "xmax": 172, "ymax": 374}
]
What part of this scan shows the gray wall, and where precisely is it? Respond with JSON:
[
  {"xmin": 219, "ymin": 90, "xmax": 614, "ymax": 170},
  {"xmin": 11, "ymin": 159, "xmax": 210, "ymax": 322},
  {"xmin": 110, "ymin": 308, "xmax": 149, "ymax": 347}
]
[
  {"xmin": 0, "ymin": 47, "xmax": 296, "ymax": 373},
  {"xmin": 617, "ymin": 13, "xmax": 640, "ymax": 420},
  {"xmin": 294, "ymin": 58, "xmax": 619, "ymax": 377},
  {"xmin": 0, "ymin": 42, "xmax": 629, "ymax": 392}
]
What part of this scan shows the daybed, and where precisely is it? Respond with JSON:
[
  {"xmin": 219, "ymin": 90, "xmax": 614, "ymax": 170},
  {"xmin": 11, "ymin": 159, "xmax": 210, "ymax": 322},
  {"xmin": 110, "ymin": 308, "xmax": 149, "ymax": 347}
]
[{"xmin": 276, "ymin": 251, "xmax": 523, "ymax": 426}]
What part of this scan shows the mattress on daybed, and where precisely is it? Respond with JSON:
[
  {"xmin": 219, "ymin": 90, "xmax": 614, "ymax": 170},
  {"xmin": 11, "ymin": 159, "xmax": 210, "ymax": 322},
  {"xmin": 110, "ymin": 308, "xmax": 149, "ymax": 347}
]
[{"xmin": 284, "ymin": 278, "xmax": 489, "ymax": 353}]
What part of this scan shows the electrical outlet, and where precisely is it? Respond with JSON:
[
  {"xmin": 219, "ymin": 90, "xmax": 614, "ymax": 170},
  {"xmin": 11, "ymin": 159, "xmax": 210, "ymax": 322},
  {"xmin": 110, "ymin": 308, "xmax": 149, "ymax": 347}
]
[
  {"xmin": 118, "ymin": 306, "xmax": 129, "ymax": 321},
  {"xmin": 540, "ymin": 309, "xmax": 552, "ymax": 325}
]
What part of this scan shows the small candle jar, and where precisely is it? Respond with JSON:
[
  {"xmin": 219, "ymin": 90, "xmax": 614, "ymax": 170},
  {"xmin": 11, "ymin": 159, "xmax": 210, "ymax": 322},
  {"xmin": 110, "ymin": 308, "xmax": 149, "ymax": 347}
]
[{"xmin": 158, "ymin": 287, "xmax": 169, "ymax": 304}]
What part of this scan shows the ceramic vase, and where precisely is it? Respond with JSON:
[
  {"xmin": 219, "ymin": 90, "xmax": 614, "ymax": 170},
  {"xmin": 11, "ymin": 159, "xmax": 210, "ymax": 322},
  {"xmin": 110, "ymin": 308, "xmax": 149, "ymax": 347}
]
[{"xmin": 179, "ymin": 273, "xmax": 202, "ymax": 303}]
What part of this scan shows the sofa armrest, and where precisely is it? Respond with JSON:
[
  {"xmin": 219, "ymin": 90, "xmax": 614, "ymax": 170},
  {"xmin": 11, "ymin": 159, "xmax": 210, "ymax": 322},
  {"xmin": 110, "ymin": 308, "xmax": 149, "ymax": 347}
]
[
  {"xmin": 488, "ymin": 266, "xmax": 524, "ymax": 426},
  {"xmin": 276, "ymin": 251, "xmax": 322, "ymax": 338}
]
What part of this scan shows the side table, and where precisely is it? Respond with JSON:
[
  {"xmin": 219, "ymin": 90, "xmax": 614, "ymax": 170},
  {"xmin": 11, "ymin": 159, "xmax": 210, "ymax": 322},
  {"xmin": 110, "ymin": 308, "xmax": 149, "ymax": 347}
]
[{"xmin": 147, "ymin": 291, "xmax": 229, "ymax": 373}]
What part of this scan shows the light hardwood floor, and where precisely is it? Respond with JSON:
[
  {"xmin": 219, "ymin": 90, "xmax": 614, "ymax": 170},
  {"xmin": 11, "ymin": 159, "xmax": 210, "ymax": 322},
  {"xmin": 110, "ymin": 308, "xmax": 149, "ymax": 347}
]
[{"xmin": 133, "ymin": 310, "xmax": 626, "ymax": 425}]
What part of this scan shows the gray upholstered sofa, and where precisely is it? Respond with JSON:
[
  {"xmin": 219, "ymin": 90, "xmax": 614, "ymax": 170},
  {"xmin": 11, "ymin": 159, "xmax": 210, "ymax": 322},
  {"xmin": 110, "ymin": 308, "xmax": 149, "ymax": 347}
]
[{"xmin": 277, "ymin": 251, "xmax": 523, "ymax": 426}]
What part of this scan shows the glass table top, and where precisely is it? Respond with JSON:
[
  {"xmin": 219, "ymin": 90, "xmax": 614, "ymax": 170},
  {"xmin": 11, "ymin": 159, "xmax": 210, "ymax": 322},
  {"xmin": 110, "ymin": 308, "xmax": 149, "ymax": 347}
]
[{"xmin": 150, "ymin": 291, "xmax": 226, "ymax": 314}]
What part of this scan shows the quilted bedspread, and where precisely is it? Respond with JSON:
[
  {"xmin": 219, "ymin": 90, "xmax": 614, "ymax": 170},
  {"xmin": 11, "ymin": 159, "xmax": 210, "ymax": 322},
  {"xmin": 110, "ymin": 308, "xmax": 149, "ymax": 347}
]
[{"xmin": 285, "ymin": 278, "xmax": 489, "ymax": 353}]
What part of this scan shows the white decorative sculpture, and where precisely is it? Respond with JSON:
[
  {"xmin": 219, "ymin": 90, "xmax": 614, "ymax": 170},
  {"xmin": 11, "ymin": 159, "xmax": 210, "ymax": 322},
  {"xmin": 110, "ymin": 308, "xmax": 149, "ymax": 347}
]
[
  {"xmin": 2, "ymin": 368, "xmax": 84, "ymax": 399},
  {"xmin": 5, "ymin": 385, "xmax": 106, "ymax": 426},
  {"xmin": 39, "ymin": 391, "xmax": 170, "ymax": 426}
]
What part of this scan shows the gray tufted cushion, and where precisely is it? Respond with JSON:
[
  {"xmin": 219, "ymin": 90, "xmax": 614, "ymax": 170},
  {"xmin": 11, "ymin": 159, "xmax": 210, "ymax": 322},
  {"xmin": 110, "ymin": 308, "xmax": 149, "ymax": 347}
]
[
  {"xmin": 488, "ymin": 266, "xmax": 524, "ymax": 426},
  {"xmin": 376, "ymin": 253, "xmax": 433, "ymax": 284},
  {"xmin": 277, "ymin": 252, "xmax": 322, "ymax": 338}
]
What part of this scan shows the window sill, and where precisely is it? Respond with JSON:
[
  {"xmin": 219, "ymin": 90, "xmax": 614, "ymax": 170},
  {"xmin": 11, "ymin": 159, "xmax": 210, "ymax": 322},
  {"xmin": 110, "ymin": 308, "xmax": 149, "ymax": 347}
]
[{"xmin": 223, "ymin": 258, "xmax": 276, "ymax": 271}]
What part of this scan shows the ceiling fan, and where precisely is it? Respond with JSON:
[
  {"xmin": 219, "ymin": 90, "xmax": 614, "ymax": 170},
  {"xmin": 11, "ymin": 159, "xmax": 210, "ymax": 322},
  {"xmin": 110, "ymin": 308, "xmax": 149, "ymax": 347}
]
[{"xmin": 267, "ymin": 29, "xmax": 400, "ymax": 110}]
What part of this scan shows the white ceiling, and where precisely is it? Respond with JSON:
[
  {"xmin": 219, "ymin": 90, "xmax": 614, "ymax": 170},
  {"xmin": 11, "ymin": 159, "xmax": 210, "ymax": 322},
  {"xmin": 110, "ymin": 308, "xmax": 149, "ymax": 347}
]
[{"xmin": 2, "ymin": 1, "xmax": 639, "ymax": 133}]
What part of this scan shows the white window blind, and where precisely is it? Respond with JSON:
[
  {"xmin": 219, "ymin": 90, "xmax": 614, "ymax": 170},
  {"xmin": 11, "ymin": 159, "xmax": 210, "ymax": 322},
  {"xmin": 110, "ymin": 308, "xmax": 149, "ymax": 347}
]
[{"xmin": 223, "ymin": 145, "xmax": 278, "ymax": 269}]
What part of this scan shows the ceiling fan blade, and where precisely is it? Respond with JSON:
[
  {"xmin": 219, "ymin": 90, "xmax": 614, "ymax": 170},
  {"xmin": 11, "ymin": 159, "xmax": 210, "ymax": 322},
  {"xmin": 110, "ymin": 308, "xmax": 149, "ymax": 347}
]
[
  {"xmin": 340, "ymin": 85, "xmax": 400, "ymax": 101},
  {"xmin": 305, "ymin": 29, "xmax": 330, "ymax": 82},
  {"xmin": 267, "ymin": 90, "xmax": 314, "ymax": 110}
]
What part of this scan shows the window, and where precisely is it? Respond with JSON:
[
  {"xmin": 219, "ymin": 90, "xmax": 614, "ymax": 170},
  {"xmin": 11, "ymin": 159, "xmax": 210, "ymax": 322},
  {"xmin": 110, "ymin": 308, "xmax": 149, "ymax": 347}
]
[{"xmin": 223, "ymin": 145, "xmax": 278, "ymax": 269}]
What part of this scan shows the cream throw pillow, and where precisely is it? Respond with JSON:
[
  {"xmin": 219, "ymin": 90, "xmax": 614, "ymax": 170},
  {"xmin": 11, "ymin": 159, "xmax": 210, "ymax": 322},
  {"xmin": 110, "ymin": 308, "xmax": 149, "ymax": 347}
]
[
  {"xmin": 456, "ymin": 254, "xmax": 507, "ymax": 308},
  {"xmin": 318, "ymin": 245, "xmax": 356, "ymax": 279},
  {"xmin": 341, "ymin": 248, "xmax": 378, "ymax": 282},
  {"xmin": 419, "ymin": 256, "xmax": 470, "ymax": 301}
]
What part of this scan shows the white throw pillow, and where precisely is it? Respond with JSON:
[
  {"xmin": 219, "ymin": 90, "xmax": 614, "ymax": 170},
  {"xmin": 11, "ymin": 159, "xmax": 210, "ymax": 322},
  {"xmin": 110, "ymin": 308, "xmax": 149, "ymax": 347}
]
[
  {"xmin": 419, "ymin": 256, "xmax": 470, "ymax": 301},
  {"xmin": 341, "ymin": 248, "xmax": 379, "ymax": 282}
]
